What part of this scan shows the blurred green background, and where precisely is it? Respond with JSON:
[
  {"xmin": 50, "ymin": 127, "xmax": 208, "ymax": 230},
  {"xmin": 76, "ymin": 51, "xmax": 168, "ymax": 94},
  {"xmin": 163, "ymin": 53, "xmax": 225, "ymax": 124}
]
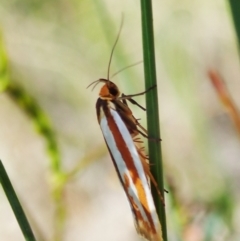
[{"xmin": 0, "ymin": 0, "xmax": 240, "ymax": 241}]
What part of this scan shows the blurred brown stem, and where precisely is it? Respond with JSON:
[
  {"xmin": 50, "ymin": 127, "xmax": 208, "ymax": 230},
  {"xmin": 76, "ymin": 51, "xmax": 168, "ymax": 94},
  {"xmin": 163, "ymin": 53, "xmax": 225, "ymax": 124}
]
[{"xmin": 208, "ymin": 70, "xmax": 240, "ymax": 137}]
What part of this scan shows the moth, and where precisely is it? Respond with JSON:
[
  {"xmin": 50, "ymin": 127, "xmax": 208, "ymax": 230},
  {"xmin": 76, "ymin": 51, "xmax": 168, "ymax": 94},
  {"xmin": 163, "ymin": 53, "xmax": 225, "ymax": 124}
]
[{"xmin": 88, "ymin": 20, "xmax": 164, "ymax": 241}]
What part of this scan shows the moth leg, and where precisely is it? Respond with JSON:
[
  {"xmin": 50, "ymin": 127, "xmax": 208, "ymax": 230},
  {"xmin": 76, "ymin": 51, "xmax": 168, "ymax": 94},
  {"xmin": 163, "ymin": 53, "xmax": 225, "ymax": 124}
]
[{"xmin": 122, "ymin": 93, "xmax": 146, "ymax": 111}]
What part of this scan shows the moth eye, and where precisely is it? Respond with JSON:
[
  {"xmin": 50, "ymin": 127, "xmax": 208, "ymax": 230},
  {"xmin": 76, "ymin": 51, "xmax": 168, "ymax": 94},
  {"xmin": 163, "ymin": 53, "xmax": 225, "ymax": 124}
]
[
  {"xmin": 107, "ymin": 82, "xmax": 119, "ymax": 97},
  {"xmin": 110, "ymin": 86, "xmax": 119, "ymax": 96}
]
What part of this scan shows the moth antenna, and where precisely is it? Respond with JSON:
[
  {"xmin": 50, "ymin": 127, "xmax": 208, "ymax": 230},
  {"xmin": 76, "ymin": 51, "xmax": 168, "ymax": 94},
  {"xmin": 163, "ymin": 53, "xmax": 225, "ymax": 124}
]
[
  {"xmin": 86, "ymin": 80, "xmax": 99, "ymax": 89},
  {"xmin": 87, "ymin": 80, "xmax": 103, "ymax": 91},
  {"xmin": 111, "ymin": 60, "xmax": 143, "ymax": 79},
  {"xmin": 87, "ymin": 79, "xmax": 107, "ymax": 91},
  {"xmin": 107, "ymin": 14, "xmax": 124, "ymax": 80}
]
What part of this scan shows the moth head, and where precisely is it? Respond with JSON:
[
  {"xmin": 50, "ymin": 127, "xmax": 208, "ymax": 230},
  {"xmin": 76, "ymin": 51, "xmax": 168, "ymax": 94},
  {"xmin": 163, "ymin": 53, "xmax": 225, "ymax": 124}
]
[
  {"xmin": 87, "ymin": 78, "xmax": 120, "ymax": 99},
  {"xmin": 98, "ymin": 79, "xmax": 120, "ymax": 99}
]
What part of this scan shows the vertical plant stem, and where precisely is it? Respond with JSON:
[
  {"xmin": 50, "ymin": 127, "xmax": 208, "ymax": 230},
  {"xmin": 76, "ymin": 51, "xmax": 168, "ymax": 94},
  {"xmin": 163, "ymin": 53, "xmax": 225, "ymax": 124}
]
[
  {"xmin": 229, "ymin": 0, "xmax": 240, "ymax": 51},
  {"xmin": 0, "ymin": 160, "xmax": 36, "ymax": 241},
  {"xmin": 140, "ymin": 1, "xmax": 167, "ymax": 241}
]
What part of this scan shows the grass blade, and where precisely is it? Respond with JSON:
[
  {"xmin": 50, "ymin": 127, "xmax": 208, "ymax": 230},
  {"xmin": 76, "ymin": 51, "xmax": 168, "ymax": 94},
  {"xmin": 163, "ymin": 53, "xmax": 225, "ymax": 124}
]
[
  {"xmin": 229, "ymin": 0, "xmax": 240, "ymax": 49},
  {"xmin": 140, "ymin": 1, "xmax": 167, "ymax": 241},
  {"xmin": 0, "ymin": 160, "xmax": 37, "ymax": 241}
]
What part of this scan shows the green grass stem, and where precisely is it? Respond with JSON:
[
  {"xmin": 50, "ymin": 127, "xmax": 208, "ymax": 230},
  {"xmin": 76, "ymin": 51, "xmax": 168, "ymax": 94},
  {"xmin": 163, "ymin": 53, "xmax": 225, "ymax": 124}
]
[
  {"xmin": 229, "ymin": 0, "xmax": 240, "ymax": 51},
  {"xmin": 0, "ymin": 160, "xmax": 37, "ymax": 241},
  {"xmin": 140, "ymin": 1, "xmax": 167, "ymax": 241}
]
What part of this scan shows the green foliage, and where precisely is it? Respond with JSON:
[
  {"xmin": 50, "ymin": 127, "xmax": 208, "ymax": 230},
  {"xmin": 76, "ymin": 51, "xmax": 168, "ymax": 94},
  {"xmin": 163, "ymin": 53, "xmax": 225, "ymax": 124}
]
[
  {"xmin": 0, "ymin": 33, "xmax": 9, "ymax": 92},
  {"xmin": 0, "ymin": 28, "xmax": 63, "ymax": 240},
  {"xmin": 6, "ymin": 84, "xmax": 61, "ymax": 172}
]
